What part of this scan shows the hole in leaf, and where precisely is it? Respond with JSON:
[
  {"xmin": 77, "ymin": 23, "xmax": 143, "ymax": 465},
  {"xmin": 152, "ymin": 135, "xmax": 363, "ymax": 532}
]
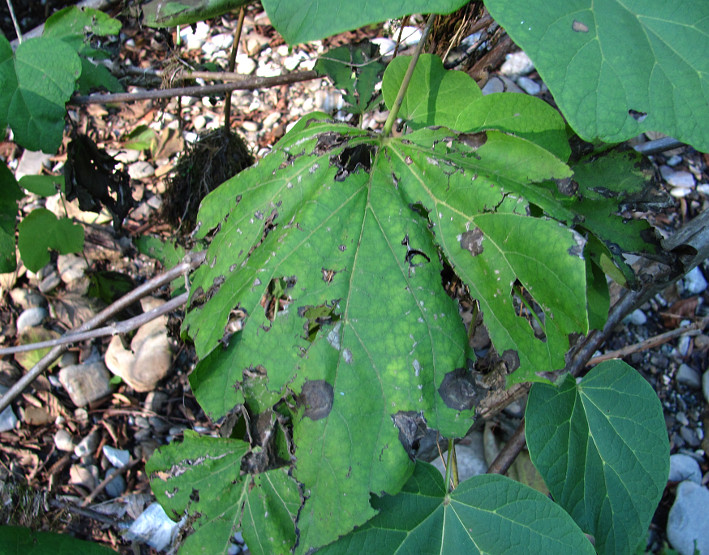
[
  {"xmin": 401, "ymin": 234, "xmax": 431, "ymax": 273},
  {"xmin": 260, "ymin": 276, "xmax": 296, "ymax": 322},
  {"xmin": 331, "ymin": 143, "xmax": 375, "ymax": 181},
  {"xmin": 297, "ymin": 301, "xmax": 341, "ymax": 342},
  {"xmin": 458, "ymin": 131, "xmax": 487, "ymax": 150},
  {"xmin": 314, "ymin": 131, "xmax": 348, "ymax": 154},
  {"xmin": 628, "ymin": 109, "xmax": 648, "ymax": 122},
  {"xmin": 391, "ymin": 411, "xmax": 428, "ymax": 460},
  {"xmin": 321, "ymin": 268, "xmax": 337, "ymax": 283},
  {"xmin": 459, "ymin": 228, "xmax": 484, "ymax": 256},
  {"xmin": 510, "ymin": 280, "xmax": 547, "ymax": 342},
  {"xmin": 438, "ymin": 368, "xmax": 478, "ymax": 410},
  {"xmin": 220, "ymin": 306, "xmax": 249, "ymax": 346},
  {"xmin": 298, "ymin": 380, "xmax": 334, "ymax": 421}
]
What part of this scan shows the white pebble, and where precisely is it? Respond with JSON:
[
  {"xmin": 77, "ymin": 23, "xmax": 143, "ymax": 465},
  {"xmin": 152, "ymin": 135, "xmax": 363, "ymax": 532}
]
[
  {"xmin": 628, "ymin": 309, "xmax": 647, "ymax": 325},
  {"xmin": 683, "ymin": 266, "xmax": 707, "ymax": 294},
  {"xmin": 500, "ymin": 51, "xmax": 535, "ymax": 76}
]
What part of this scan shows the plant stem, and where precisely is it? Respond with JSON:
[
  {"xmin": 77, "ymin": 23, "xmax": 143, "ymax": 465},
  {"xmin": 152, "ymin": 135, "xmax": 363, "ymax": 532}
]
[
  {"xmin": 382, "ymin": 14, "xmax": 435, "ymax": 137},
  {"xmin": 444, "ymin": 438, "xmax": 454, "ymax": 492},
  {"xmin": 5, "ymin": 0, "xmax": 22, "ymax": 43},
  {"xmin": 0, "ymin": 252, "xmax": 205, "ymax": 414},
  {"xmin": 69, "ymin": 71, "xmax": 319, "ymax": 105},
  {"xmin": 223, "ymin": 7, "xmax": 246, "ymax": 131}
]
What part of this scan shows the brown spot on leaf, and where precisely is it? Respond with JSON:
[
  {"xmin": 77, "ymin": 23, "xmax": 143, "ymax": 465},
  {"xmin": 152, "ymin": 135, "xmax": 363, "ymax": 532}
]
[
  {"xmin": 572, "ymin": 20, "xmax": 589, "ymax": 32},
  {"xmin": 555, "ymin": 178, "xmax": 578, "ymax": 197},
  {"xmin": 438, "ymin": 368, "xmax": 478, "ymax": 411},
  {"xmin": 459, "ymin": 131, "xmax": 487, "ymax": 150},
  {"xmin": 391, "ymin": 411, "xmax": 428, "ymax": 460},
  {"xmin": 460, "ymin": 228, "xmax": 484, "ymax": 256},
  {"xmin": 299, "ymin": 380, "xmax": 334, "ymax": 421}
]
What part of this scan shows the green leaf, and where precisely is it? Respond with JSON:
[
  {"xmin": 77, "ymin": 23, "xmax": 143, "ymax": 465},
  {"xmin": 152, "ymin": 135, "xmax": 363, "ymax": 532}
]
[
  {"xmin": 454, "ymin": 93, "xmax": 571, "ymax": 161},
  {"xmin": 382, "ymin": 54, "xmax": 482, "ymax": 130},
  {"xmin": 484, "ymin": 0, "xmax": 709, "ymax": 152},
  {"xmin": 0, "ymin": 35, "xmax": 12, "ymax": 132},
  {"xmin": 262, "ymin": 0, "xmax": 469, "ymax": 44},
  {"xmin": 44, "ymin": 6, "xmax": 122, "ymax": 46},
  {"xmin": 0, "ymin": 525, "xmax": 116, "ymax": 554},
  {"xmin": 318, "ymin": 461, "xmax": 595, "ymax": 554},
  {"xmin": 315, "ymin": 41, "xmax": 385, "ymax": 115},
  {"xmin": 18, "ymin": 174, "xmax": 63, "ymax": 197},
  {"xmin": 76, "ymin": 59, "xmax": 123, "ymax": 94},
  {"xmin": 122, "ymin": 125, "xmax": 158, "ymax": 152},
  {"xmin": 148, "ymin": 431, "xmax": 299, "ymax": 555},
  {"xmin": 17, "ymin": 208, "xmax": 84, "ymax": 272},
  {"xmin": 526, "ymin": 360, "xmax": 670, "ymax": 555},
  {"xmin": 2, "ymin": 37, "xmax": 82, "ymax": 153},
  {"xmin": 183, "ymin": 109, "xmax": 590, "ymax": 550},
  {"xmin": 141, "ymin": 0, "xmax": 251, "ymax": 28},
  {"xmin": 0, "ymin": 163, "xmax": 22, "ymax": 273}
]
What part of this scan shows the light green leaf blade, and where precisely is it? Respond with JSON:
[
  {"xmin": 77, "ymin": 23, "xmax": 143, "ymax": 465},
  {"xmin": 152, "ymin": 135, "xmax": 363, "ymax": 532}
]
[
  {"xmin": 0, "ymin": 526, "xmax": 116, "ymax": 554},
  {"xmin": 17, "ymin": 208, "xmax": 84, "ymax": 272},
  {"xmin": 526, "ymin": 360, "xmax": 670, "ymax": 554},
  {"xmin": 8, "ymin": 38, "xmax": 81, "ymax": 153},
  {"xmin": 0, "ymin": 163, "xmax": 22, "ymax": 273},
  {"xmin": 262, "ymin": 0, "xmax": 469, "ymax": 44},
  {"xmin": 484, "ymin": 0, "xmax": 709, "ymax": 151},
  {"xmin": 318, "ymin": 461, "xmax": 595, "ymax": 554},
  {"xmin": 44, "ymin": 6, "xmax": 122, "ymax": 42},
  {"xmin": 382, "ymin": 54, "xmax": 482, "ymax": 130},
  {"xmin": 241, "ymin": 468, "xmax": 301, "ymax": 555},
  {"xmin": 454, "ymin": 92, "xmax": 571, "ymax": 161},
  {"xmin": 147, "ymin": 431, "xmax": 250, "ymax": 555}
]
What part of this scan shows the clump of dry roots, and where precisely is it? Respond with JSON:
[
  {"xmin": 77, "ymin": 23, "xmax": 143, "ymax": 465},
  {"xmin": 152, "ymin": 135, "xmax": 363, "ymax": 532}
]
[{"xmin": 162, "ymin": 127, "xmax": 253, "ymax": 235}]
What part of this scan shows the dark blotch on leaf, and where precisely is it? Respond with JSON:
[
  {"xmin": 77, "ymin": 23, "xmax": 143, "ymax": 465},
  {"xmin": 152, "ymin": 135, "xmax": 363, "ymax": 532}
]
[
  {"xmin": 299, "ymin": 380, "xmax": 334, "ymax": 421},
  {"xmin": 501, "ymin": 350, "xmax": 520, "ymax": 373},
  {"xmin": 391, "ymin": 411, "xmax": 428, "ymax": 460},
  {"xmin": 332, "ymin": 143, "xmax": 374, "ymax": 181},
  {"xmin": 460, "ymin": 228, "xmax": 484, "ymax": 256},
  {"xmin": 438, "ymin": 368, "xmax": 478, "ymax": 411},
  {"xmin": 459, "ymin": 131, "xmax": 487, "ymax": 150},
  {"xmin": 555, "ymin": 177, "xmax": 579, "ymax": 197}
]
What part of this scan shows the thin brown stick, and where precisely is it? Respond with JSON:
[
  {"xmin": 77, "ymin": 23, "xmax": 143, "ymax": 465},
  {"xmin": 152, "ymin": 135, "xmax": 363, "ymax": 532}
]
[
  {"xmin": 0, "ymin": 292, "xmax": 188, "ymax": 356},
  {"xmin": 81, "ymin": 458, "xmax": 139, "ymax": 507},
  {"xmin": 487, "ymin": 419, "xmax": 526, "ymax": 475},
  {"xmin": 223, "ymin": 7, "xmax": 246, "ymax": 130},
  {"xmin": 0, "ymin": 252, "xmax": 205, "ymax": 414},
  {"xmin": 586, "ymin": 316, "xmax": 709, "ymax": 367},
  {"xmin": 69, "ymin": 71, "xmax": 319, "ymax": 105}
]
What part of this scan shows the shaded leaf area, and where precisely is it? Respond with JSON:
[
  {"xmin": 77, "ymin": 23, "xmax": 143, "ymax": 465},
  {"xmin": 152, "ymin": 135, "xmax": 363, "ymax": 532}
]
[
  {"xmin": 484, "ymin": 0, "xmax": 709, "ymax": 151},
  {"xmin": 17, "ymin": 209, "xmax": 84, "ymax": 272},
  {"xmin": 318, "ymin": 462, "xmax": 595, "ymax": 554},
  {"xmin": 261, "ymin": 0, "xmax": 469, "ymax": 44},
  {"xmin": 141, "ymin": 0, "xmax": 251, "ymax": 28},
  {"xmin": 147, "ymin": 430, "xmax": 300, "ymax": 555},
  {"xmin": 315, "ymin": 41, "xmax": 385, "ymax": 115},
  {"xmin": 526, "ymin": 360, "xmax": 670, "ymax": 555},
  {"xmin": 0, "ymin": 164, "xmax": 23, "ymax": 273},
  {"xmin": 0, "ymin": 525, "xmax": 117, "ymax": 554}
]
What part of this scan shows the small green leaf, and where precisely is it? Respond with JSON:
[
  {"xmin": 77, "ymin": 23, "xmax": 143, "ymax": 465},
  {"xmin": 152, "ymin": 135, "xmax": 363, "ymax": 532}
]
[
  {"xmin": 262, "ymin": 0, "xmax": 469, "ymax": 44},
  {"xmin": 382, "ymin": 54, "xmax": 482, "ymax": 130},
  {"xmin": 484, "ymin": 0, "xmax": 709, "ymax": 151},
  {"xmin": 142, "ymin": 0, "xmax": 251, "ymax": 28},
  {"xmin": 0, "ymin": 525, "xmax": 116, "ymax": 554},
  {"xmin": 122, "ymin": 125, "xmax": 158, "ymax": 152},
  {"xmin": 0, "ymin": 35, "xmax": 13, "ymax": 131},
  {"xmin": 4, "ymin": 37, "xmax": 82, "ymax": 153},
  {"xmin": 526, "ymin": 360, "xmax": 670, "ymax": 555},
  {"xmin": 19, "ymin": 174, "xmax": 63, "ymax": 197},
  {"xmin": 0, "ymin": 163, "xmax": 22, "ymax": 273},
  {"xmin": 17, "ymin": 209, "xmax": 84, "ymax": 272},
  {"xmin": 76, "ymin": 59, "xmax": 123, "ymax": 94},
  {"xmin": 44, "ymin": 6, "xmax": 122, "ymax": 45},
  {"xmin": 318, "ymin": 461, "xmax": 595, "ymax": 554},
  {"xmin": 14, "ymin": 328, "xmax": 60, "ymax": 371}
]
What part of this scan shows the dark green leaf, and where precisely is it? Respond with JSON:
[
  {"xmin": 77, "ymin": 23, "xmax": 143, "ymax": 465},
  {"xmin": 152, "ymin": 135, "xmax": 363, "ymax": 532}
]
[
  {"xmin": 0, "ymin": 35, "xmax": 12, "ymax": 132},
  {"xmin": 526, "ymin": 360, "xmax": 670, "ymax": 554},
  {"xmin": 87, "ymin": 271, "xmax": 135, "ymax": 305},
  {"xmin": 0, "ymin": 525, "xmax": 116, "ymax": 554},
  {"xmin": 484, "ymin": 0, "xmax": 709, "ymax": 151},
  {"xmin": 17, "ymin": 208, "xmax": 84, "ymax": 272},
  {"xmin": 318, "ymin": 461, "xmax": 595, "ymax": 554},
  {"xmin": 0, "ymin": 163, "xmax": 22, "ymax": 273},
  {"xmin": 142, "ymin": 0, "xmax": 251, "ymax": 28},
  {"xmin": 19, "ymin": 174, "xmax": 63, "ymax": 197},
  {"xmin": 76, "ymin": 59, "xmax": 123, "ymax": 94},
  {"xmin": 262, "ymin": 0, "xmax": 469, "ymax": 44}
]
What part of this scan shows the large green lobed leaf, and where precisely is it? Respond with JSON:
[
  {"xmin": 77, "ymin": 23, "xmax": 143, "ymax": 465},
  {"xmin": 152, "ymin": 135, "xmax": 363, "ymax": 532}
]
[
  {"xmin": 484, "ymin": 0, "xmax": 709, "ymax": 151},
  {"xmin": 17, "ymin": 208, "xmax": 84, "ymax": 271},
  {"xmin": 0, "ymin": 526, "xmax": 116, "ymax": 554},
  {"xmin": 0, "ymin": 164, "xmax": 23, "ymax": 273},
  {"xmin": 526, "ymin": 360, "xmax": 670, "ymax": 554},
  {"xmin": 318, "ymin": 461, "xmax": 595, "ymax": 554}
]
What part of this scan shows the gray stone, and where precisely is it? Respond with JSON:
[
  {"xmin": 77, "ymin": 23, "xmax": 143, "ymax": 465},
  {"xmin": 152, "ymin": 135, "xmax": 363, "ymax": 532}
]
[
  {"xmin": 482, "ymin": 76, "xmax": 505, "ymax": 95},
  {"xmin": 660, "ymin": 165, "xmax": 696, "ymax": 189},
  {"xmin": 0, "ymin": 386, "xmax": 18, "ymax": 432},
  {"xmin": 517, "ymin": 76, "xmax": 541, "ymax": 95},
  {"xmin": 125, "ymin": 502, "xmax": 182, "ymax": 552},
  {"xmin": 57, "ymin": 254, "xmax": 88, "ymax": 283},
  {"xmin": 75, "ymin": 430, "xmax": 101, "ymax": 458},
  {"xmin": 59, "ymin": 362, "xmax": 113, "ymax": 407},
  {"xmin": 16, "ymin": 306, "xmax": 47, "ymax": 333},
  {"xmin": 128, "ymin": 161, "xmax": 155, "ymax": 179},
  {"xmin": 145, "ymin": 391, "xmax": 168, "ymax": 413},
  {"xmin": 676, "ymin": 364, "xmax": 701, "ymax": 389},
  {"xmin": 15, "ymin": 150, "xmax": 53, "ymax": 180},
  {"xmin": 104, "ymin": 469, "xmax": 126, "ymax": 498},
  {"xmin": 667, "ymin": 481, "xmax": 709, "ymax": 555},
  {"xmin": 432, "ymin": 432, "xmax": 488, "ymax": 482},
  {"xmin": 703, "ymin": 371, "xmax": 709, "ymax": 404},
  {"xmin": 9, "ymin": 288, "xmax": 44, "ymax": 310},
  {"xmin": 682, "ymin": 267, "xmax": 707, "ymax": 295},
  {"xmin": 69, "ymin": 464, "xmax": 99, "ymax": 491},
  {"xmin": 103, "ymin": 445, "xmax": 130, "ymax": 468},
  {"xmin": 54, "ymin": 429, "xmax": 75, "ymax": 452},
  {"xmin": 628, "ymin": 309, "xmax": 647, "ymax": 325},
  {"xmin": 669, "ymin": 454, "xmax": 702, "ymax": 484},
  {"xmin": 679, "ymin": 426, "xmax": 700, "ymax": 447},
  {"xmin": 38, "ymin": 271, "xmax": 61, "ymax": 293}
]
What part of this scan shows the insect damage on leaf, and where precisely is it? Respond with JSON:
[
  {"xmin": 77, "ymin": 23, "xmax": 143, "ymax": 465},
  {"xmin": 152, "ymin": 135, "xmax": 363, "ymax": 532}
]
[
  {"xmin": 298, "ymin": 301, "xmax": 341, "ymax": 342},
  {"xmin": 331, "ymin": 143, "xmax": 375, "ymax": 181},
  {"xmin": 511, "ymin": 281, "xmax": 547, "ymax": 342},
  {"xmin": 459, "ymin": 228, "xmax": 484, "ymax": 256},
  {"xmin": 298, "ymin": 380, "xmax": 334, "ymax": 421},
  {"xmin": 261, "ymin": 276, "xmax": 297, "ymax": 322},
  {"xmin": 438, "ymin": 367, "xmax": 479, "ymax": 411},
  {"xmin": 391, "ymin": 411, "xmax": 429, "ymax": 460}
]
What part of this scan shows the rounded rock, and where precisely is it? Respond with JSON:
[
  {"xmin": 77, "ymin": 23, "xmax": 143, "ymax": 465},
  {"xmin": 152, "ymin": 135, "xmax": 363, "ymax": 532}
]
[
  {"xmin": 676, "ymin": 364, "xmax": 701, "ymax": 389},
  {"xmin": 669, "ymin": 454, "xmax": 702, "ymax": 484},
  {"xmin": 16, "ymin": 307, "xmax": 48, "ymax": 334},
  {"xmin": 667, "ymin": 481, "xmax": 709, "ymax": 555},
  {"xmin": 54, "ymin": 429, "xmax": 75, "ymax": 452}
]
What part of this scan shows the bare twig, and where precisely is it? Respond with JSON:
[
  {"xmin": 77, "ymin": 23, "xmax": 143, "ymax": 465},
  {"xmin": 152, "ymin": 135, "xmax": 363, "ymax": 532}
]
[
  {"xmin": 0, "ymin": 252, "xmax": 205, "ymax": 414},
  {"xmin": 0, "ymin": 292, "xmax": 188, "ymax": 356},
  {"xmin": 69, "ymin": 71, "xmax": 320, "ymax": 105},
  {"xmin": 5, "ymin": 0, "xmax": 22, "ymax": 43},
  {"xmin": 586, "ymin": 316, "xmax": 709, "ymax": 367},
  {"xmin": 81, "ymin": 458, "xmax": 139, "ymax": 507},
  {"xmin": 224, "ymin": 7, "xmax": 246, "ymax": 130},
  {"xmin": 487, "ymin": 419, "xmax": 526, "ymax": 475}
]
